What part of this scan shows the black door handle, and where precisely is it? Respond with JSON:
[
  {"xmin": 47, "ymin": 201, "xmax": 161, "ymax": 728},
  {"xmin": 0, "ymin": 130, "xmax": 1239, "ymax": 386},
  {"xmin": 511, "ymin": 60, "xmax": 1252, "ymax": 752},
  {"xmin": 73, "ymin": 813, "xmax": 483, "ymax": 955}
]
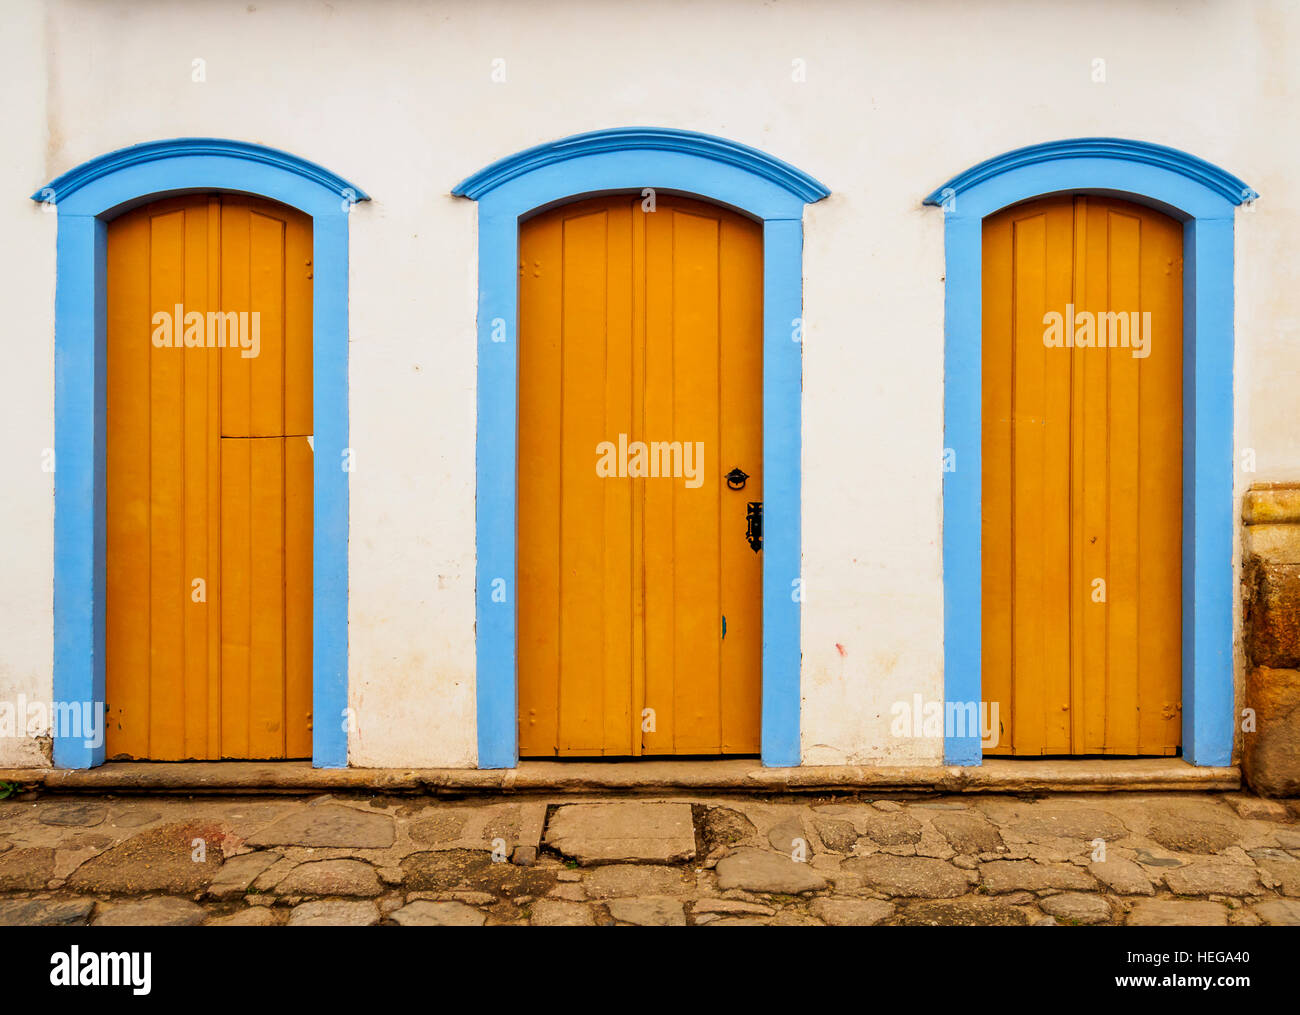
[{"xmin": 746, "ymin": 501, "xmax": 762, "ymax": 553}]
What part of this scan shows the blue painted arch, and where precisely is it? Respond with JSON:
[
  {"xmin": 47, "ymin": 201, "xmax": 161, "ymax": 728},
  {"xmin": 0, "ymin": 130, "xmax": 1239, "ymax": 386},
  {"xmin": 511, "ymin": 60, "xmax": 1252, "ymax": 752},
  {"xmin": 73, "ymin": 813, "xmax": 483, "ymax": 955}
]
[
  {"xmin": 454, "ymin": 127, "xmax": 829, "ymax": 768},
  {"xmin": 924, "ymin": 137, "xmax": 1257, "ymax": 212},
  {"xmin": 34, "ymin": 138, "xmax": 366, "ymax": 768},
  {"xmin": 926, "ymin": 138, "xmax": 1254, "ymax": 767}
]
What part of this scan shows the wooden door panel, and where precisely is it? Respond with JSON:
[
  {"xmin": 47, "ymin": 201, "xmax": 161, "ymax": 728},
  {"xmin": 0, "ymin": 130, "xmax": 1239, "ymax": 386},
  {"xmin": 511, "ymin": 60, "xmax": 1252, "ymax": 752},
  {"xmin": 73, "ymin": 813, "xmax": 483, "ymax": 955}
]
[
  {"xmin": 982, "ymin": 194, "xmax": 1182, "ymax": 756},
  {"xmin": 106, "ymin": 194, "xmax": 312, "ymax": 760},
  {"xmin": 518, "ymin": 194, "xmax": 762, "ymax": 757}
]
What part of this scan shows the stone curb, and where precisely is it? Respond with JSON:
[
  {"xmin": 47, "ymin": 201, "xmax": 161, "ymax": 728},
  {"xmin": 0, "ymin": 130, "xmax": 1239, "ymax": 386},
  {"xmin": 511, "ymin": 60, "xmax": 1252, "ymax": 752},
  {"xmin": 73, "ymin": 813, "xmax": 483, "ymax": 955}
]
[{"xmin": 0, "ymin": 758, "xmax": 1239, "ymax": 796}]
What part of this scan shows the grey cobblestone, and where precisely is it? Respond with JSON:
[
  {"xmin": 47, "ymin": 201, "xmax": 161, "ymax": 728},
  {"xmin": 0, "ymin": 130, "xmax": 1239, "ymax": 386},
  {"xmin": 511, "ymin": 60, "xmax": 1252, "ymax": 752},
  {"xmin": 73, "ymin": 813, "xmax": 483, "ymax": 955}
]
[{"xmin": 0, "ymin": 790, "xmax": 1294, "ymax": 926}]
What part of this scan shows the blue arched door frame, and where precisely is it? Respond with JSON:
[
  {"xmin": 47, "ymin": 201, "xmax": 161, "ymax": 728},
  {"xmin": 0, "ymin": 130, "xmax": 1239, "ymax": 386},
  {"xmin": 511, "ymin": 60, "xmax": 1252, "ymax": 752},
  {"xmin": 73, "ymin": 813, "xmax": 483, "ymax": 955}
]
[
  {"xmin": 453, "ymin": 127, "xmax": 829, "ymax": 768},
  {"xmin": 33, "ymin": 138, "xmax": 367, "ymax": 769},
  {"xmin": 924, "ymin": 138, "xmax": 1256, "ymax": 767}
]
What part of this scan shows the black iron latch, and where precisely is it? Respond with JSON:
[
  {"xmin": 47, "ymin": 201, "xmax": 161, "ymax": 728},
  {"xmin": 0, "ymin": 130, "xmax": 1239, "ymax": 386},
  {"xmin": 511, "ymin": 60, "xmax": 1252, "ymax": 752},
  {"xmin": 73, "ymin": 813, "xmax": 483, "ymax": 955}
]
[{"xmin": 746, "ymin": 501, "xmax": 762, "ymax": 553}]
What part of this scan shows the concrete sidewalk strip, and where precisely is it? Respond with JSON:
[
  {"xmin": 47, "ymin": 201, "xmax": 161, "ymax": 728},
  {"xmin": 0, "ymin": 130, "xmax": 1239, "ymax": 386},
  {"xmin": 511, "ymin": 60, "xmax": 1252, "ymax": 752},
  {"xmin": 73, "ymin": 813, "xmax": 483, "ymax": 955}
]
[{"xmin": 0, "ymin": 790, "xmax": 1295, "ymax": 926}]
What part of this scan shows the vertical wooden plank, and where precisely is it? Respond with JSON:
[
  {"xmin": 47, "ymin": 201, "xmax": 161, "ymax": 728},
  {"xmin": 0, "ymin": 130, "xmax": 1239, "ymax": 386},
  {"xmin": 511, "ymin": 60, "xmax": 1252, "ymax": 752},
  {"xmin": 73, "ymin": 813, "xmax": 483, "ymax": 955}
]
[
  {"xmin": 1102, "ymin": 205, "xmax": 1143, "ymax": 754},
  {"xmin": 220, "ymin": 437, "xmax": 252, "ymax": 758},
  {"xmin": 1069, "ymin": 197, "xmax": 1089, "ymax": 752},
  {"xmin": 601, "ymin": 199, "xmax": 635, "ymax": 755},
  {"xmin": 147, "ymin": 208, "xmax": 187, "ymax": 760},
  {"xmin": 1078, "ymin": 198, "xmax": 1112, "ymax": 754},
  {"xmin": 981, "ymin": 208, "xmax": 1014, "ymax": 755},
  {"xmin": 221, "ymin": 202, "xmax": 252, "ymax": 437},
  {"xmin": 642, "ymin": 201, "xmax": 676, "ymax": 754},
  {"xmin": 285, "ymin": 435, "xmax": 314, "ymax": 758},
  {"xmin": 248, "ymin": 437, "xmax": 287, "ymax": 758},
  {"xmin": 105, "ymin": 209, "xmax": 153, "ymax": 759},
  {"xmin": 1038, "ymin": 199, "xmax": 1075, "ymax": 755},
  {"xmin": 517, "ymin": 210, "xmax": 564, "ymax": 755},
  {"xmin": 1137, "ymin": 207, "xmax": 1184, "ymax": 754},
  {"xmin": 181, "ymin": 199, "xmax": 212, "ymax": 759},
  {"xmin": 284, "ymin": 209, "xmax": 314, "ymax": 436},
  {"xmin": 669, "ymin": 205, "xmax": 723, "ymax": 753},
  {"xmin": 206, "ymin": 197, "xmax": 223, "ymax": 756},
  {"xmin": 718, "ymin": 208, "xmax": 764, "ymax": 754},
  {"xmin": 284, "ymin": 206, "xmax": 314, "ymax": 757},
  {"xmin": 1009, "ymin": 211, "xmax": 1049, "ymax": 755},
  {"xmin": 629, "ymin": 200, "xmax": 648, "ymax": 757},
  {"xmin": 248, "ymin": 208, "xmax": 286, "ymax": 436},
  {"xmin": 555, "ymin": 208, "xmax": 609, "ymax": 754}
]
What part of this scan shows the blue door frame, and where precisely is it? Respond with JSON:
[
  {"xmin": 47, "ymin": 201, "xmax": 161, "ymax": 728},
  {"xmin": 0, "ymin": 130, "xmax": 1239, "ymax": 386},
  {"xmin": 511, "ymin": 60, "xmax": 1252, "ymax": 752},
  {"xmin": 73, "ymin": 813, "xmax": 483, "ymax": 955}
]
[
  {"xmin": 924, "ymin": 138, "xmax": 1256, "ymax": 767},
  {"xmin": 452, "ymin": 128, "xmax": 829, "ymax": 768},
  {"xmin": 33, "ymin": 138, "xmax": 367, "ymax": 769}
]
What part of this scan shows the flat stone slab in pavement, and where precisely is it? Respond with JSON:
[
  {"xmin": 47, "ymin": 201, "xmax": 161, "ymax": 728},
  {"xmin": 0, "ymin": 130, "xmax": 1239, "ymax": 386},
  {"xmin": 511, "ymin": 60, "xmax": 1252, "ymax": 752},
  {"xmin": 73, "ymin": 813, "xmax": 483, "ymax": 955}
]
[
  {"xmin": 715, "ymin": 848, "xmax": 828, "ymax": 894},
  {"xmin": 245, "ymin": 804, "xmax": 396, "ymax": 849},
  {"xmin": 93, "ymin": 897, "xmax": 206, "ymax": 927},
  {"xmin": 545, "ymin": 802, "xmax": 696, "ymax": 865},
  {"xmin": 0, "ymin": 897, "xmax": 94, "ymax": 926}
]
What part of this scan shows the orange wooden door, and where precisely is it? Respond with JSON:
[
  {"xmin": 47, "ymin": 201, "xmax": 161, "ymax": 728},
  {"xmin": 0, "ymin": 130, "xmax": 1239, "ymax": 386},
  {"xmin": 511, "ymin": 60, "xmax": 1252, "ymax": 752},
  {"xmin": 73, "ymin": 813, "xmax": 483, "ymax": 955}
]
[
  {"xmin": 106, "ymin": 193, "xmax": 313, "ymax": 760},
  {"xmin": 517, "ymin": 194, "xmax": 763, "ymax": 756},
  {"xmin": 982, "ymin": 194, "xmax": 1183, "ymax": 756}
]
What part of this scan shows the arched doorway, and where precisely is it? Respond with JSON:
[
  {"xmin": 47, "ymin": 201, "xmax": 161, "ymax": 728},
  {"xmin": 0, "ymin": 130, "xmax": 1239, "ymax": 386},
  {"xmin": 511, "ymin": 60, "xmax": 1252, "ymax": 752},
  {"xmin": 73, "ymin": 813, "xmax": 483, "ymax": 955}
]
[
  {"xmin": 925, "ymin": 138, "xmax": 1256, "ymax": 766},
  {"xmin": 516, "ymin": 193, "xmax": 763, "ymax": 756},
  {"xmin": 453, "ymin": 128, "xmax": 830, "ymax": 768},
  {"xmin": 35, "ymin": 138, "xmax": 365, "ymax": 768},
  {"xmin": 105, "ymin": 193, "xmax": 314, "ymax": 759},
  {"xmin": 980, "ymin": 193, "xmax": 1183, "ymax": 755}
]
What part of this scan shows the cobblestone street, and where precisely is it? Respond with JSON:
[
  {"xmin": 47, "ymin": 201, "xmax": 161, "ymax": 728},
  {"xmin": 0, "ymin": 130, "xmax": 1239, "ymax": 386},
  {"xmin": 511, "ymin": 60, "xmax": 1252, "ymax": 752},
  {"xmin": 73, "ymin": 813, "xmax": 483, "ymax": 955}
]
[{"xmin": 2, "ymin": 789, "xmax": 1299, "ymax": 926}]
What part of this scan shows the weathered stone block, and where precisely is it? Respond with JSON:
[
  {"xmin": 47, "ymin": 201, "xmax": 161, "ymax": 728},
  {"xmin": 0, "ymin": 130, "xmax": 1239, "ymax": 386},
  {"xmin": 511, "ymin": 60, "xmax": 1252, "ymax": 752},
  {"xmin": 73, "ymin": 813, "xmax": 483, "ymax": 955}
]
[
  {"xmin": 1241, "ymin": 487, "xmax": 1300, "ymax": 798},
  {"xmin": 842, "ymin": 854, "xmax": 969, "ymax": 898},
  {"xmin": 544, "ymin": 802, "xmax": 695, "ymax": 865},
  {"xmin": 810, "ymin": 897, "xmax": 893, "ymax": 926},
  {"xmin": 979, "ymin": 859, "xmax": 1095, "ymax": 893},
  {"xmin": 246, "ymin": 804, "xmax": 396, "ymax": 848},
  {"xmin": 287, "ymin": 900, "xmax": 379, "ymax": 926},
  {"xmin": 93, "ymin": 897, "xmax": 205, "ymax": 927},
  {"xmin": 1244, "ymin": 560, "xmax": 1300, "ymax": 668},
  {"xmin": 583, "ymin": 864, "xmax": 692, "ymax": 899},
  {"xmin": 860, "ymin": 811, "xmax": 923, "ymax": 846},
  {"xmin": 274, "ymin": 859, "xmax": 383, "ymax": 897},
  {"xmin": 1039, "ymin": 892, "xmax": 1112, "ymax": 924},
  {"xmin": 1242, "ymin": 666, "xmax": 1300, "ymax": 797},
  {"xmin": 1242, "ymin": 487, "xmax": 1300, "ymax": 528},
  {"xmin": 1088, "ymin": 857, "xmax": 1154, "ymax": 895},
  {"xmin": 606, "ymin": 897, "xmax": 686, "ymax": 926},
  {"xmin": 1126, "ymin": 899, "xmax": 1227, "ymax": 926},
  {"xmin": 931, "ymin": 810, "xmax": 1004, "ymax": 853},
  {"xmin": 893, "ymin": 896, "xmax": 1030, "ymax": 926},
  {"xmin": 390, "ymin": 900, "xmax": 485, "ymax": 926},
  {"xmin": 715, "ymin": 848, "xmax": 828, "ymax": 894},
  {"xmin": 528, "ymin": 900, "xmax": 594, "ymax": 926},
  {"xmin": 1162, "ymin": 859, "xmax": 1261, "ymax": 897}
]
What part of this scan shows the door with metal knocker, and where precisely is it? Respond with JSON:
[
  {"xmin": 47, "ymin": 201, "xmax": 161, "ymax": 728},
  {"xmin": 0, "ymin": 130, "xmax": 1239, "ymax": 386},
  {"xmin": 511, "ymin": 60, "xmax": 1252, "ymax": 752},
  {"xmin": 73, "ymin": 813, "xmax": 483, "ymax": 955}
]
[
  {"xmin": 725, "ymin": 467, "xmax": 763, "ymax": 552},
  {"xmin": 517, "ymin": 193, "xmax": 763, "ymax": 757}
]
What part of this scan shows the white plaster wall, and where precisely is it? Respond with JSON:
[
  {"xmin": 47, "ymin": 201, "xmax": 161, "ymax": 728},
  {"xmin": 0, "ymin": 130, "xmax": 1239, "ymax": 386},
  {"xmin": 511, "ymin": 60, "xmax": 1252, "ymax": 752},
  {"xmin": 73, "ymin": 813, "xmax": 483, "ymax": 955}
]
[
  {"xmin": 0, "ymin": 1, "xmax": 54, "ymax": 766},
  {"xmin": 4, "ymin": 0, "xmax": 1295, "ymax": 768}
]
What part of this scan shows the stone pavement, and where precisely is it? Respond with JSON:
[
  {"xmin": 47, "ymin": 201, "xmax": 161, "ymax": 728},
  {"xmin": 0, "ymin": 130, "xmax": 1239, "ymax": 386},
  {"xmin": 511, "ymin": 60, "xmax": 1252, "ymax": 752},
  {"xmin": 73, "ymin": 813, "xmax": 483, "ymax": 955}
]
[{"xmin": 1, "ymin": 789, "xmax": 1299, "ymax": 926}]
